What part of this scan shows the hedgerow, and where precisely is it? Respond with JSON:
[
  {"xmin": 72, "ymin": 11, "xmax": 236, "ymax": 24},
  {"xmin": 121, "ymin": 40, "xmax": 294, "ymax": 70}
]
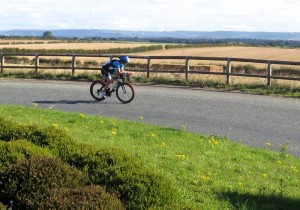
[
  {"xmin": 0, "ymin": 202, "xmax": 6, "ymax": 210},
  {"xmin": 64, "ymin": 146, "xmax": 178, "ymax": 209},
  {"xmin": 0, "ymin": 117, "xmax": 179, "ymax": 210},
  {"xmin": 35, "ymin": 185, "xmax": 125, "ymax": 210},
  {"xmin": 0, "ymin": 140, "xmax": 54, "ymax": 172},
  {"xmin": 0, "ymin": 157, "xmax": 88, "ymax": 209},
  {"xmin": 0, "ymin": 45, "xmax": 163, "ymax": 54}
]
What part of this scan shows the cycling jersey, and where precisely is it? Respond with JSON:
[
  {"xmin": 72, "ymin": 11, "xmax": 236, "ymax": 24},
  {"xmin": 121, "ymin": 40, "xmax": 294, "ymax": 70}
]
[{"xmin": 102, "ymin": 59, "xmax": 124, "ymax": 73}]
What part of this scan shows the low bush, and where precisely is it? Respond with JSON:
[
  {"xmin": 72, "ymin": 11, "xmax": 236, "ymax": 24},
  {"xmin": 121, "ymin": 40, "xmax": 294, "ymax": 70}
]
[
  {"xmin": 0, "ymin": 117, "xmax": 75, "ymax": 148},
  {"xmin": 65, "ymin": 147, "xmax": 178, "ymax": 210},
  {"xmin": 0, "ymin": 157, "xmax": 88, "ymax": 209},
  {"xmin": 0, "ymin": 202, "xmax": 6, "ymax": 210},
  {"xmin": 0, "ymin": 117, "xmax": 178, "ymax": 209},
  {"xmin": 0, "ymin": 140, "xmax": 54, "ymax": 172},
  {"xmin": 34, "ymin": 185, "xmax": 125, "ymax": 210},
  {"xmin": 0, "ymin": 117, "xmax": 18, "ymax": 141}
]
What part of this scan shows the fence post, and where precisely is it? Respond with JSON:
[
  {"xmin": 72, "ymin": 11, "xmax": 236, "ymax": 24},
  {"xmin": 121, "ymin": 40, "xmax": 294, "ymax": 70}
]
[
  {"xmin": 35, "ymin": 53, "xmax": 39, "ymax": 73},
  {"xmin": 0, "ymin": 53, "xmax": 3, "ymax": 73},
  {"xmin": 147, "ymin": 57, "xmax": 151, "ymax": 78},
  {"xmin": 185, "ymin": 57, "xmax": 189, "ymax": 81},
  {"xmin": 226, "ymin": 58, "xmax": 231, "ymax": 84},
  {"xmin": 267, "ymin": 60, "xmax": 272, "ymax": 86},
  {"xmin": 72, "ymin": 55, "xmax": 76, "ymax": 76}
]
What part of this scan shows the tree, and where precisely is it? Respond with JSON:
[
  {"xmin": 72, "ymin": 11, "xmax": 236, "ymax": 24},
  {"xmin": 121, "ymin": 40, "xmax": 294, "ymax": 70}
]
[{"xmin": 42, "ymin": 31, "xmax": 54, "ymax": 39}]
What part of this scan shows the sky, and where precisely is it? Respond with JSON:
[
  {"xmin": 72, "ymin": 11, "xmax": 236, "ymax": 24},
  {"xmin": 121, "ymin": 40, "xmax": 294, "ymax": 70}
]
[{"xmin": 1, "ymin": 0, "xmax": 300, "ymax": 32}]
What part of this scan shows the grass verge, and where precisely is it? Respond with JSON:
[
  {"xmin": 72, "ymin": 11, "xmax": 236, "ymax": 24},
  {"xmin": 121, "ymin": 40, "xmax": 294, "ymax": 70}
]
[{"xmin": 1, "ymin": 105, "xmax": 300, "ymax": 209}]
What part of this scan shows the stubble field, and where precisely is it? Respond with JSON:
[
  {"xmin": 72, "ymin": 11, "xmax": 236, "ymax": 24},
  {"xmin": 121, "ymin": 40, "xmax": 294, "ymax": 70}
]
[{"xmin": 1, "ymin": 40, "xmax": 300, "ymax": 87}]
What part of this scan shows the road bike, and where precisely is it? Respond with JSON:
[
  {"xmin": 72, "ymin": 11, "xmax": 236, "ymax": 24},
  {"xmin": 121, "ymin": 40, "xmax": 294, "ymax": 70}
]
[{"xmin": 90, "ymin": 74, "xmax": 135, "ymax": 104}]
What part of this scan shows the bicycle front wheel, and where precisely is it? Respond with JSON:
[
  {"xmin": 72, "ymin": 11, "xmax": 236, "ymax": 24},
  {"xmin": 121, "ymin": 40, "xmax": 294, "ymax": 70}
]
[
  {"xmin": 90, "ymin": 80, "xmax": 106, "ymax": 101},
  {"xmin": 116, "ymin": 82, "xmax": 134, "ymax": 103}
]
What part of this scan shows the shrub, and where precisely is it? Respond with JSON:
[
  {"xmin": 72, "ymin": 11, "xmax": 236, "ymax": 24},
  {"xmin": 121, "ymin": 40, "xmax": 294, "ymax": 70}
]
[
  {"xmin": 34, "ymin": 185, "xmax": 125, "ymax": 210},
  {"xmin": 0, "ymin": 118, "xmax": 178, "ymax": 209},
  {"xmin": 0, "ymin": 140, "xmax": 54, "ymax": 172},
  {"xmin": 0, "ymin": 117, "xmax": 75, "ymax": 149},
  {"xmin": 0, "ymin": 202, "xmax": 6, "ymax": 210},
  {"xmin": 66, "ymin": 147, "xmax": 178, "ymax": 210},
  {"xmin": 0, "ymin": 117, "xmax": 18, "ymax": 141},
  {"xmin": 0, "ymin": 157, "xmax": 88, "ymax": 209}
]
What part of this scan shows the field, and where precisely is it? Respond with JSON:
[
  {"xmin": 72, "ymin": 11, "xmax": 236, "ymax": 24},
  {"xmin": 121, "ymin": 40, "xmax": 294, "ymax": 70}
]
[
  {"xmin": 0, "ymin": 40, "xmax": 161, "ymax": 50},
  {"xmin": 1, "ymin": 40, "xmax": 300, "ymax": 88},
  {"xmin": 2, "ymin": 40, "xmax": 300, "ymax": 60}
]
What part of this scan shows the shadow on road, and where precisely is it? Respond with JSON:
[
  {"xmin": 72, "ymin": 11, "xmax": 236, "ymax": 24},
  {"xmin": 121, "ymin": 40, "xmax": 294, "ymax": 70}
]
[
  {"xmin": 33, "ymin": 100, "xmax": 99, "ymax": 105},
  {"xmin": 33, "ymin": 100, "xmax": 123, "ymax": 105}
]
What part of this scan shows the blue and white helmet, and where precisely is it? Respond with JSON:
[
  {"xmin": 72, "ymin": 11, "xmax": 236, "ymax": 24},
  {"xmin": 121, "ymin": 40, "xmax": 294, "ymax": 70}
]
[{"xmin": 119, "ymin": 56, "xmax": 129, "ymax": 64}]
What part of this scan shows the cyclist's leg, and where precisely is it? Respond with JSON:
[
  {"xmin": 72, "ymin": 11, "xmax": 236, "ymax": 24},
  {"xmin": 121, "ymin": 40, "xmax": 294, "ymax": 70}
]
[{"xmin": 104, "ymin": 71, "xmax": 113, "ymax": 89}]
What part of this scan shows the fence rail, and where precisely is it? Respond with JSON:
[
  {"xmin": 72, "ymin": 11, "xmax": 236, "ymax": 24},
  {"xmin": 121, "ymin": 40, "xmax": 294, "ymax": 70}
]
[{"xmin": 1, "ymin": 53, "xmax": 300, "ymax": 86}]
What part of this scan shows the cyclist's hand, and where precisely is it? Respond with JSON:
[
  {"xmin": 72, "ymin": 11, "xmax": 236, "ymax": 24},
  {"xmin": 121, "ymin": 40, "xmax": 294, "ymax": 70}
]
[{"xmin": 126, "ymin": 72, "xmax": 133, "ymax": 76}]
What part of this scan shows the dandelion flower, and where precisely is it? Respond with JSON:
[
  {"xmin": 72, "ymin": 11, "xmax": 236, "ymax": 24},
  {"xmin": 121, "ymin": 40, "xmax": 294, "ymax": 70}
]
[
  {"xmin": 32, "ymin": 103, "xmax": 38, "ymax": 108},
  {"xmin": 150, "ymin": 133, "xmax": 157, "ymax": 138},
  {"xmin": 261, "ymin": 173, "xmax": 268, "ymax": 178},
  {"xmin": 265, "ymin": 142, "xmax": 272, "ymax": 147},
  {"xmin": 79, "ymin": 113, "xmax": 85, "ymax": 118},
  {"xmin": 201, "ymin": 175, "xmax": 210, "ymax": 181},
  {"xmin": 111, "ymin": 128, "xmax": 117, "ymax": 135},
  {"xmin": 176, "ymin": 154, "xmax": 187, "ymax": 160},
  {"xmin": 157, "ymin": 142, "xmax": 166, "ymax": 147}
]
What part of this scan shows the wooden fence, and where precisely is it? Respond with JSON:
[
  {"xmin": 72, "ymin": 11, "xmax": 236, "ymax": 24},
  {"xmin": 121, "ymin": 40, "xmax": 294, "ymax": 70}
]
[{"xmin": 1, "ymin": 53, "xmax": 300, "ymax": 86}]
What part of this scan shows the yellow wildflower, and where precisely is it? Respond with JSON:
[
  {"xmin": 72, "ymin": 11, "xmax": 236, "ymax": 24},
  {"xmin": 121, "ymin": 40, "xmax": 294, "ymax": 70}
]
[
  {"xmin": 150, "ymin": 133, "xmax": 157, "ymax": 138},
  {"xmin": 209, "ymin": 138, "xmax": 218, "ymax": 146},
  {"xmin": 79, "ymin": 113, "xmax": 85, "ymax": 118},
  {"xmin": 32, "ymin": 103, "xmax": 38, "ymax": 108},
  {"xmin": 157, "ymin": 142, "xmax": 166, "ymax": 147},
  {"xmin": 290, "ymin": 166, "xmax": 298, "ymax": 172},
  {"xmin": 261, "ymin": 173, "xmax": 268, "ymax": 178},
  {"xmin": 111, "ymin": 128, "xmax": 117, "ymax": 135},
  {"xmin": 176, "ymin": 154, "xmax": 187, "ymax": 160},
  {"xmin": 201, "ymin": 175, "xmax": 210, "ymax": 181},
  {"xmin": 52, "ymin": 123, "xmax": 59, "ymax": 127},
  {"xmin": 265, "ymin": 142, "xmax": 272, "ymax": 147}
]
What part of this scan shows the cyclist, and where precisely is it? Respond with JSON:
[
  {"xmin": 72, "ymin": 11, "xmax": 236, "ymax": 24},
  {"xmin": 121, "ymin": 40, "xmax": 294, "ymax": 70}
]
[{"xmin": 101, "ymin": 55, "xmax": 132, "ymax": 98}]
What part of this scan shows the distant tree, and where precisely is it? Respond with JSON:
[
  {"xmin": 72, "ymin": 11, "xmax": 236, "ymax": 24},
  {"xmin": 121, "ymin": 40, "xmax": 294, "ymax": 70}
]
[{"xmin": 42, "ymin": 31, "xmax": 54, "ymax": 39}]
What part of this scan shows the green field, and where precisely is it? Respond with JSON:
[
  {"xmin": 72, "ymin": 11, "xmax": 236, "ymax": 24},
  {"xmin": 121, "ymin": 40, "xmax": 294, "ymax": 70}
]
[{"xmin": 1, "ymin": 105, "xmax": 300, "ymax": 209}]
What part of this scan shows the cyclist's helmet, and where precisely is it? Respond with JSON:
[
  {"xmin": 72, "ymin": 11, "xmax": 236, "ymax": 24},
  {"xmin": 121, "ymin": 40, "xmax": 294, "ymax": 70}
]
[{"xmin": 119, "ymin": 56, "xmax": 129, "ymax": 64}]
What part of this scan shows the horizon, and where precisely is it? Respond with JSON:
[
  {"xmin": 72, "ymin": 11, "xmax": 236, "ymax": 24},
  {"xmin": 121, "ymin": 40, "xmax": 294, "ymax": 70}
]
[{"xmin": 2, "ymin": 29, "xmax": 300, "ymax": 33}]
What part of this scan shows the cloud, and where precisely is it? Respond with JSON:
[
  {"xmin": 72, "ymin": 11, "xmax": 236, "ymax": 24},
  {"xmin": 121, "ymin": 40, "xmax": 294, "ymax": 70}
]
[{"xmin": 0, "ymin": 0, "xmax": 300, "ymax": 32}]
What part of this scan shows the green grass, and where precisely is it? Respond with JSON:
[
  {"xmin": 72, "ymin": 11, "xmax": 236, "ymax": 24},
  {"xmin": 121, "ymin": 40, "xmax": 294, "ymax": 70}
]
[{"xmin": 1, "ymin": 105, "xmax": 300, "ymax": 209}]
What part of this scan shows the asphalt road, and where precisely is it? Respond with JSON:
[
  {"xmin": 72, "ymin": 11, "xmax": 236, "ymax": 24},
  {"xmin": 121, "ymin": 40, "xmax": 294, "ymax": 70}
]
[{"xmin": 1, "ymin": 79, "xmax": 300, "ymax": 156}]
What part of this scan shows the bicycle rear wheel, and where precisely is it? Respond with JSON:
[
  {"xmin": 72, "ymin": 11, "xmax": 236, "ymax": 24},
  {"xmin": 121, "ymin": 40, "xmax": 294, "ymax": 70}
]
[
  {"xmin": 116, "ymin": 82, "xmax": 134, "ymax": 103},
  {"xmin": 90, "ymin": 80, "xmax": 106, "ymax": 101}
]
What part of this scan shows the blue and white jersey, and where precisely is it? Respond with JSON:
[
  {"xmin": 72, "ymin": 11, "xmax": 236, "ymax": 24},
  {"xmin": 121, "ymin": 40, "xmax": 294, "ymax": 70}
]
[{"xmin": 102, "ymin": 59, "xmax": 124, "ymax": 72}]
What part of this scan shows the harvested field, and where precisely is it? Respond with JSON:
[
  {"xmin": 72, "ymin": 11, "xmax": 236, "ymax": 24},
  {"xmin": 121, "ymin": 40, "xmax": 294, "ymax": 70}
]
[{"xmin": 0, "ymin": 40, "xmax": 161, "ymax": 50}]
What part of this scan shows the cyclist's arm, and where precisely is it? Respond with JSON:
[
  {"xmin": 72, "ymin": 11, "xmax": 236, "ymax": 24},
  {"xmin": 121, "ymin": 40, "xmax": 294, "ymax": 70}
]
[{"xmin": 119, "ymin": 69, "xmax": 132, "ymax": 76}]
